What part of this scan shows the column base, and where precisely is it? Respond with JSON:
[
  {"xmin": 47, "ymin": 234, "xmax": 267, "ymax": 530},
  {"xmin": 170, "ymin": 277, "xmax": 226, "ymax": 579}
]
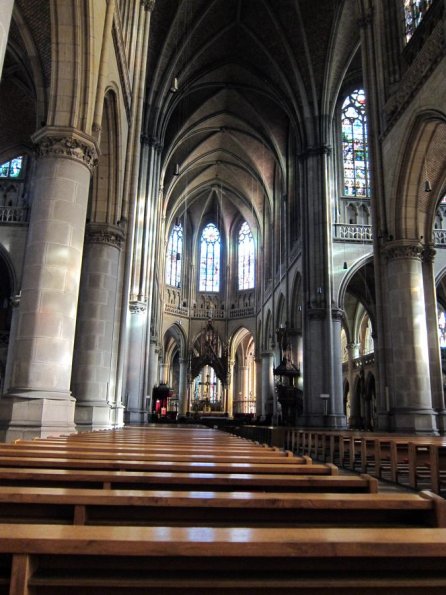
[
  {"xmin": 75, "ymin": 401, "xmax": 113, "ymax": 431},
  {"xmin": 300, "ymin": 414, "xmax": 348, "ymax": 429},
  {"xmin": 390, "ymin": 407, "xmax": 439, "ymax": 435},
  {"xmin": 0, "ymin": 395, "xmax": 76, "ymax": 441},
  {"xmin": 434, "ymin": 409, "xmax": 446, "ymax": 435},
  {"xmin": 124, "ymin": 408, "xmax": 147, "ymax": 425}
]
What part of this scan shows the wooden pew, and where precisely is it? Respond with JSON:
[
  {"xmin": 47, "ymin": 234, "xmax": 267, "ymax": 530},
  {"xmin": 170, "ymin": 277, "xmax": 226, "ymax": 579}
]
[
  {"xmin": 0, "ymin": 486, "xmax": 442, "ymax": 528},
  {"xmin": 2, "ymin": 523, "xmax": 446, "ymax": 594},
  {"xmin": 0, "ymin": 467, "xmax": 377, "ymax": 492}
]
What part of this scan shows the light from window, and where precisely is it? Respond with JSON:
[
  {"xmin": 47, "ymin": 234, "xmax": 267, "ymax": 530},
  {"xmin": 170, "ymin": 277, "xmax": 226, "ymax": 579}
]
[
  {"xmin": 165, "ymin": 221, "xmax": 183, "ymax": 287},
  {"xmin": 238, "ymin": 221, "xmax": 255, "ymax": 290},
  {"xmin": 199, "ymin": 223, "xmax": 220, "ymax": 292},
  {"xmin": 0, "ymin": 156, "xmax": 23, "ymax": 179},
  {"xmin": 341, "ymin": 89, "xmax": 370, "ymax": 198},
  {"xmin": 438, "ymin": 308, "xmax": 446, "ymax": 348},
  {"xmin": 403, "ymin": 0, "xmax": 433, "ymax": 43}
]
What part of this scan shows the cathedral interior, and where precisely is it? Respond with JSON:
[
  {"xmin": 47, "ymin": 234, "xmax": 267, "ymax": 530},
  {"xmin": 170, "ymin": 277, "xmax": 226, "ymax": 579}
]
[{"xmin": 0, "ymin": 0, "xmax": 445, "ymax": 441}]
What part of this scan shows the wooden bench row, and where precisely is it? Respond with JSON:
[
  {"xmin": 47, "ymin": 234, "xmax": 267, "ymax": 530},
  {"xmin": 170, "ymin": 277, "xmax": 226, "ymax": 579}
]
[
  {"xmin": 3, "ymin": 523, "xmax": 446, "ymax": 594},
  {"xmin": 0, "ymin": 485, "xmax": 443, "ymax": 528},
  {"xmin": 287, "ymin": 428, "xmax": 446, "ymax": 494}
]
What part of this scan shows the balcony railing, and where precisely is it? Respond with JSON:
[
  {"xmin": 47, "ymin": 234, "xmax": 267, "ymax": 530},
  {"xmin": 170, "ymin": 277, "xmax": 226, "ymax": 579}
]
[
  {"xmin": 0, "ymin": 206, "xmax": 29, "ymax": 224},
  {"xmin": 333, "ymin": 224, "xmax": 373, "ymax": 242}
]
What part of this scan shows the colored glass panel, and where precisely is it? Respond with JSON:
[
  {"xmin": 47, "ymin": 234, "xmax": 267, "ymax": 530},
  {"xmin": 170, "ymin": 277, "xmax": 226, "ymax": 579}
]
[
  {"xmin": 199, "ymin": 223, "xmax": 220, "ymax": 292},
  {"xmin": 341, "ymin": 89, "xmax": 370, "ymax": 198},
  {"xmin": 165, "ymin": 222, "xmax": 183, "ymax": 287},
  {"xmin": 238, "ymin": 221, "xmax": 255, "ymax": 290},
  {"xmin": 403, "ymin": 0, "xmax": 433, "ymax": 42},
  {"xmin": 0, "ymin": 156, "xmax": 23, "ymax": 179}
]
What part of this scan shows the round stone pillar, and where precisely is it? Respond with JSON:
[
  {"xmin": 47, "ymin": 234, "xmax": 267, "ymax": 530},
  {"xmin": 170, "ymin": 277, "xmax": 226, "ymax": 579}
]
[
  {"xmin": 72, "ymin": 223, "xmax": 124, "ymax": 430},
  {"xmin": 261, "ymin": 351, "xmax": 275, "ymax": 423},
  {"xmin": 384, "ymin": 241, "xmax": 438, "ymax": 434},
  {"xmin": 178, "ymin": 357, "xmax": 188, "ymax": 416},
  {"xmin": 346, "ymin": 342, "xmax": 361, "ymax": 427},
  {"xmin": 0, "ymin": 128, "xmax": 98, "ymax": 440}
]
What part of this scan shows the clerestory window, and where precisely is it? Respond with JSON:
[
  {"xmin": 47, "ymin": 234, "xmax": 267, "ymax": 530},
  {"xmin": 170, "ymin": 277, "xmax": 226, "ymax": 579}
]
[
  {"xmin": 199, "ymin": 223, "xmax": 220, "ymax": 292},
  {"xmin": 403, "ymin": 0, "xmax": 433, "ymax": 43},
  {"xmin": 0, "ymin": 156, "xmax": 24, "ymax": 179},
  {"xmin": 238, "ymin": 221, "xmax": 255, "ymax": 290},
  {"xmin": 341, "ymin": 89, "xmax": 370, "ymax": 198},
  {"xmin": 165, "ymin": 221, "xmax": 183, "ymax": 287}
]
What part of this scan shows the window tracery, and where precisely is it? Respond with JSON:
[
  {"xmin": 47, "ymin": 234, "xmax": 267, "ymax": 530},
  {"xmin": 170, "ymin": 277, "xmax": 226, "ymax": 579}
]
[
  {"xmin": 166, "ymin": 221, "xmax": 183, "ymax": 287},
  {"xmin": 199, "ymin": 223, "xmax": 220, "ymax": 292},
  {"xmin": 341, "ymin": 89, "xmax": 370, "ymax": 198},
  {"xmin": 403, "ymin": 0, "xmax": 433, "ymax": 42},
  {"xmin": 238, "ymin": 221, "xmax": 255, "ymax": 290},
  {"xmin": 0, "ymin": 156, "xmax": 23, "ymax": 179}
]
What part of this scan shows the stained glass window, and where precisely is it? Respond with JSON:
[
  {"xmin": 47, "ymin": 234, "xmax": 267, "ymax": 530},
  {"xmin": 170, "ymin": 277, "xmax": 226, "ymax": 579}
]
[
  {"xmin": 165, "ymin": 221, "xmax": 183, "ymax": 287},
  {"xmin": 403, "ymin": 0, "xmax": 433, "ymax": 43},
  {"xmin": 0, "ymin": 156, "xmax": 23, "ymax": 179},
  {"xmin": 238, "ymin": 221, "xmax": 255, "ymax": 290},
  {"xmin": 438, "ymin": 307, "xmax": 446, "ymax": 348},
  {"xmin": 341, "ymin": 89, "xmax": 370, "ymax": 198},
  {"xmin": 199, "ymin": 223, "xmax": 220, "ymax": 292}
]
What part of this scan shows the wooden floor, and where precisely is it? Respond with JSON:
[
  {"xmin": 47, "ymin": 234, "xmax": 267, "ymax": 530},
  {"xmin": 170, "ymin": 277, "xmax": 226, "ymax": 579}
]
[{"xmin": 1, "ymin": 424, "xmax": 446, "ymax": 593}]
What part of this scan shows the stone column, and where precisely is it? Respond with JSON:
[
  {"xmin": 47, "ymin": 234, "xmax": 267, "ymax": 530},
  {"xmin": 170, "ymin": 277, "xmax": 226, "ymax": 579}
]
[
  {"xmin": 261, "ymin": 351, "xmax": 275, "ymax": 423},
  {"xmin": 0, "ymin": 0, "xmax": 13, "ymax": 81},
  {"xmin": 239, "ymin": 365, "xmax": 249, "ymax": 400},
  {"xmin": 125, "ymin": 300, "xmax": 148, "ymax": 424},
  {"xmin": 346, "ymin": 342, "xmax": 361, "ymax": 427},
  {"xmin": 159, "ymin": 362, "xmax": 169, "ymax": 385},
  {"xmin": 423, "ymin": 245, "xmax": 446, "ymax": 431},
  {"xmin": 330, "ymin": 308, "xmax": 347, "ymax": 427},
  {"xmin": 0, "ymin": 128, "xmax": 97, "ymax": 440},
  {"xmin": 146, "ymin": 339, "xmax": 159, "ymax": 410},
  {"xmin": 255, "ymin": 356, "xmax": 262, "ymax": 418},
  {"xmin": 227, "ymin": 358, "xmax": 235, "ymax": 416},
  {"xmin": 178, "ymin": 357, "xmax": 188, "ymax": 416},
  {"xmin": 384, "ymin": 241, "xmax": 438, "ymax": 434},
  {"xmin": 71, "ymin": 223, "xmax": 124, "ymax": 430}
]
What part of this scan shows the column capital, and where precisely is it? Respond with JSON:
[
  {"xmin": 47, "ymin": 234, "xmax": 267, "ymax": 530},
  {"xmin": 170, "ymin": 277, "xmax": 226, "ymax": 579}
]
[
  {"xmin": 85, "ymin": 223, "xmax": 125, "ymax": 250},
  {"xmin": 298, "ymin": 144, "xmax": 331, "ymax": 161},
  {"xmin": 383, "ymin": 239, "xmax": 424, "ymax": 262},
  {"xmin": 141, "ymin": 0, "xmax": 156, "ymax": 11},
  {"xmin": 32, "ymin": 127, "xmax": 99, "ymax": 173},
  {"xmin": 331, "ymin": 307, "xmax": 344, "ymax": 321},
  {"xmin": 422, "ymin": 244, "xmax": 436, "ymax": 264},
  {"xmin": 129, "ymin": 300, "xmax": 147, "ymax": 314}
]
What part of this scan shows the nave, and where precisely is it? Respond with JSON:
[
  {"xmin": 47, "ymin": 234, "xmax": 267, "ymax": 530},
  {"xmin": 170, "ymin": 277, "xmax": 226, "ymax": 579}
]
[{"xmin": 0, "ymin": 425, "xmax": 446, "ymax": 594}]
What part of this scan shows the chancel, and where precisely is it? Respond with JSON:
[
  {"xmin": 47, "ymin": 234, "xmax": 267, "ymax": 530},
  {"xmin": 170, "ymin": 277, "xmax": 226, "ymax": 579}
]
[{"xmin": 0, "ymin": 0, "xmax": 446, "ymax": 592}]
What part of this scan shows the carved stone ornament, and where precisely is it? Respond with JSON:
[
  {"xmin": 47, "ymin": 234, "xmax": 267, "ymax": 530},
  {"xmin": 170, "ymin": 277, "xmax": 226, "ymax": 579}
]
[
  {"xmin": 298, "ymin": 144, "xmax": 332, "ymax": 161},
  {"xmin": 422, "ymin": 244, "xmax": 436, "ymax": 264},
  {"xmin": 85, "ymin": 223, "xmax": 125, "ymax": 249},
  {"xmin": 142, "ymin": 0, "xmax": 156, "ymax": 11},
  {"xmin": 129, "ymin": 300, "xmax": 147, "ymax": 314},
  {"xmin": 383, "ymin": 240, "xmax": 424, "ymax": 262},
  {"xmin": 32, "ymin": 128, "xmax": 99, "ymax": 172},
  {"xmin": 383, "ymin": 22, "xmax": 444, "ymax": 133}
]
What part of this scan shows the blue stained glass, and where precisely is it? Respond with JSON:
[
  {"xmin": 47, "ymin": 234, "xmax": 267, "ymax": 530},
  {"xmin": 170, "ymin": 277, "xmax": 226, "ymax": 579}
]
[
  {"xmin": 403, "ymin": 1, "xmax": 433, "ymax": 42},
  {"xmin": 341, "ymin": 89, "xmax": 370, "ymax": 198},
  {"xmin": 199, "ymin": 223, "xmax": 220, "ymax": 292},
  {"xmin": 238, "ymin": 221, "xmax": 255, "ymax": 290},
  {"xmin": 165, "ymin": 222, "xmax": 183, "ymax": 287},
  {"xmin": 0, "ymin": 156, "xmax": 23, "ymax": 179}
]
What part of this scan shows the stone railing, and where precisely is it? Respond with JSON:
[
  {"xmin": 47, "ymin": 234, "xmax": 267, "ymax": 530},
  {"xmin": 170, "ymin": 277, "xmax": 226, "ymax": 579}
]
[
  {"xmin": 0, "ymin": 206, "xmax": 29, "ymax": 224},
  {"xmin": 229, "ymin": 306, "xmax": 255, "ymax": 318},
  {"xmin": 333, "ymin": 223, "xmax": 372, "ymax": 242},
  {"xmin": 164, "ymin": 304, "xmax": 189, "ymax": 317}
]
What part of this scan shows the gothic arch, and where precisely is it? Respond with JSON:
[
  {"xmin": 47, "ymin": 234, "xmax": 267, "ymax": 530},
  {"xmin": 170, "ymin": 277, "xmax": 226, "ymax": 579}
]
[{"xmin": 393, "ymin": 111, "xmax": 446, "ymax": 241}]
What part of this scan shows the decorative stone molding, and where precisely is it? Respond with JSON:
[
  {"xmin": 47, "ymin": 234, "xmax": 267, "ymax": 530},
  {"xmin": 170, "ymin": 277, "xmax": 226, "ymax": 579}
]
[
  {"xmin": 112, "ymin": 12, "xmax": 131, "ymax": 123},
  {"xmin": 32, "ymin": 128, "xmax": 98, "ymax": 173},
  {"xmin": 142, "ymin": 0, "xmax": 156, "ymax": 11},
  {"xmin": 85, "ymin": 223, "xmax": 125, "ymax": 249},
  {"xmin": 298, "ymin": 144, "xmax": 332, "ymax": 160},
  {"xmin": 383, "ymin": 240, "xmax": 424, "ymax": 262},
  {"xmin": 331, "ymin": 308, "xmax": 344, "ymax": 322},
  {"xmin": 129, "ymin": 300, "xmax": 147, "ymax": 314},
  {"xmin": 307, "ymin": 306, "xmax": 326, "ymax": 320},
  {"xmin": 383, "ymin": 20, "xmax": 444, "ymax": 133},
  {"xmin": 422, "ymin": 244, "xmax": 436, "ymax": 264}
]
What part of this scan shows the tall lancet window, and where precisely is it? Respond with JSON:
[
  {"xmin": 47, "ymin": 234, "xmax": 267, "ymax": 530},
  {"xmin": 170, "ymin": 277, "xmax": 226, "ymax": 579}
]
[
  {"xmin": 199, "ymin": 223, "xmax": 220, "ymax": 292},
  {"xmin": 238, "ymin": 221, "xmax": 255, "ymax": 290},
  {"xmin": 341, "ymin": 89, "xmax": 370, "ymax": 198},
  {"xmin": 165, "ymin": 221, "xmax": 183, "ymax": 287},
  {"xmin": 403, "ymin": 1, "xmax": 433, "ymax": 42}
]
